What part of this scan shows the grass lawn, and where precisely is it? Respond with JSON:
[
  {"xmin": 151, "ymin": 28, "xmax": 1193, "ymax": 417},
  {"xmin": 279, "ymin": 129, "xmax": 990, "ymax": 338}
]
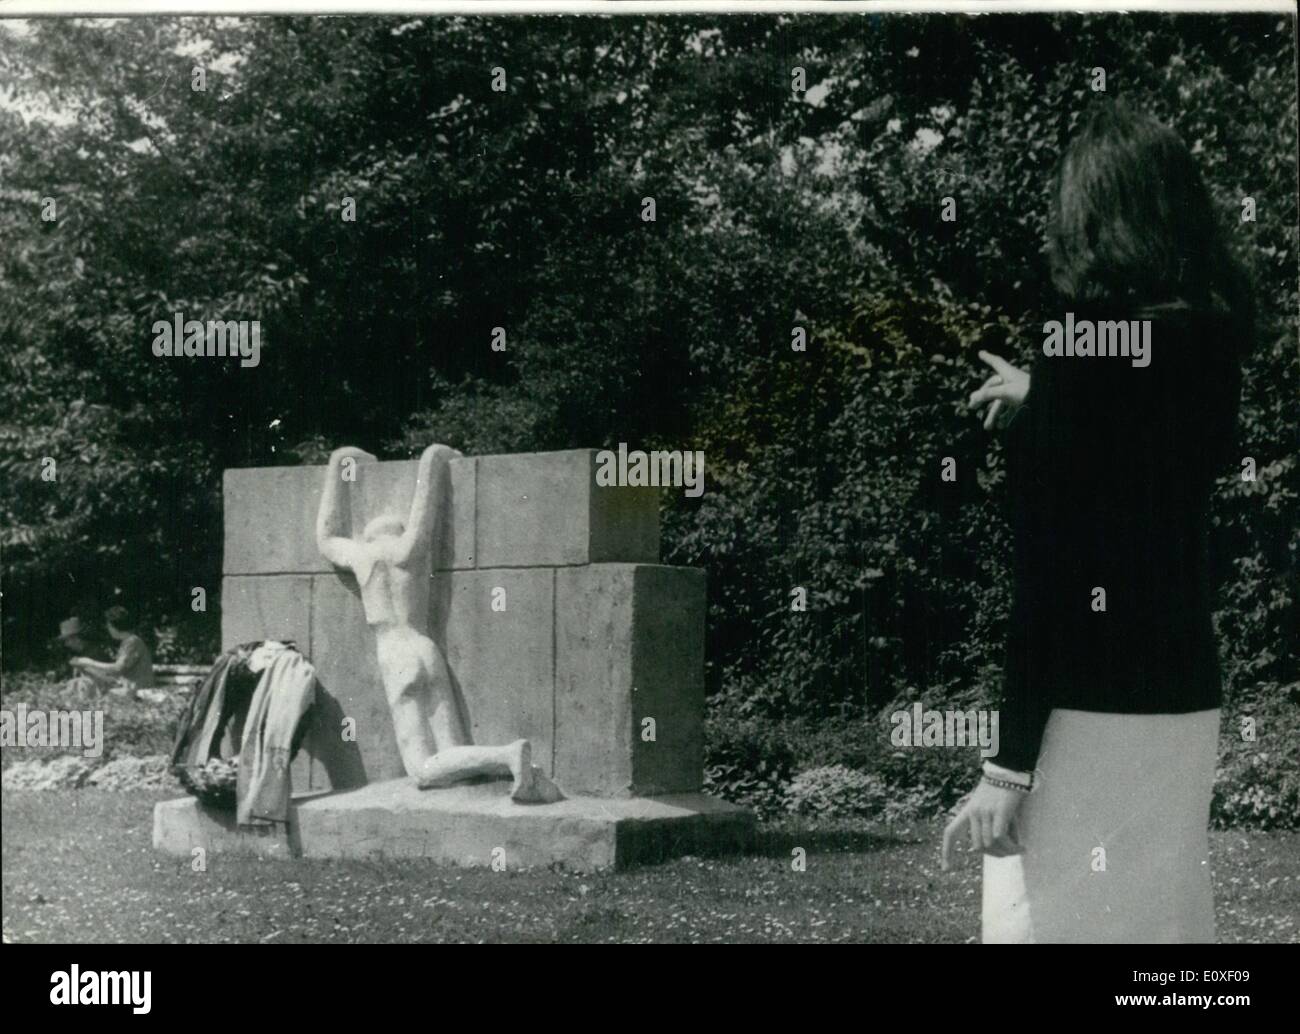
[{"xmin": 3, "ymin": 789, "xmax": 1297, "ymax": 944}]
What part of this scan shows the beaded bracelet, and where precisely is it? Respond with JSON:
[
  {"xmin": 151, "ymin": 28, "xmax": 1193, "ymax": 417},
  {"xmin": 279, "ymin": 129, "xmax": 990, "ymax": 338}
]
[
  {"xmin": 982, "ymin": 773, "xmax": 1033, "ymax": 793},
  {"xmin": 982, "ymin": 760, "xmax": 1034, "ymax": 786}
]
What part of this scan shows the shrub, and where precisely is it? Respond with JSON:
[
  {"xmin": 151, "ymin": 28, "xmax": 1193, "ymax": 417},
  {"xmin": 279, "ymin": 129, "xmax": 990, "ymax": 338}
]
[
  {"xmin": 1212, "ymin": 682, "xmax": 1300, "ymax": 830},
  {"xmin": 0, "ymin": 672, "xmax": 187, "ymax": 767},
  {"xmin": 1, "ymin": 755, "xmax": 97, "ymax": 790},
  {"xmin": 702, "ymin": 682, "xmax": 795, "ymax": 818},
  {"xmin": 703, "ymin": 685, "xmax": 987, "ymax": 822},
  {"xmin": 785, "ymin": 764, "xmax": 887, "ymax": 819}
]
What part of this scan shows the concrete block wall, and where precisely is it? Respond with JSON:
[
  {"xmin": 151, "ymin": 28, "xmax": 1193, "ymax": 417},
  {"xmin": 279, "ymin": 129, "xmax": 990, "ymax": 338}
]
[{"xmin": 221, "ymin": 449, "xmax": 703, "ymax": 798}]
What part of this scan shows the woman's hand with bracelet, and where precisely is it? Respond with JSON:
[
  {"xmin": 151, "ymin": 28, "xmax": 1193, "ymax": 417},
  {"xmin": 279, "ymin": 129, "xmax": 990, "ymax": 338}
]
[{"xmin": 941, "ymin": 777, "xmax": 1026, "ymax": 869}]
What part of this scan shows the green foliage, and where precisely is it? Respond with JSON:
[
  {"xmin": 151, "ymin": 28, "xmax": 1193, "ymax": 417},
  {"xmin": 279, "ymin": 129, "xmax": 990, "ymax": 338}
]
[
  {"xmin": 785, "ymin": 764, "xmax": 886, "ymax": 819},
  {"xmin": 1, "ymin": 15, "xmax": 1295, "ymax": 825},
  {"xmin": 702, "ymin": 682, "xmax": 795, "ymax": 818},
  {"xmin": 704, "ymin": 684, "xmax": 1300, "ymax": 828},
  {"xmin": 660, "ymin": 13, "xmax": 1298, "ymax": 720},
  {"xmin": 704, "ymin": 681, "xmax": 986, "ymax": 822},
  {"xmin": 0, "ymin": 671, "xmax": 186, "ymax": 765},
  {"xmin": 1213, "ymin": 683, "xmax": 1300, "ymax": 830}
]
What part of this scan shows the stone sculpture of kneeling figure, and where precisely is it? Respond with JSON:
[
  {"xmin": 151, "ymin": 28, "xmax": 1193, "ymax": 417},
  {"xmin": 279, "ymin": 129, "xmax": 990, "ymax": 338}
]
[{"xmin": 316, "ymin": 444, "xmax": 562, "ymax": 803}]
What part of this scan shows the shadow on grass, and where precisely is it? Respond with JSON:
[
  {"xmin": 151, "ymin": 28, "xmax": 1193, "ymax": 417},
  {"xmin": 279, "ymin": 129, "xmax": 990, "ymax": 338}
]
[{"xmin": 609, "ymin": 817, "xmax": 925, "ymax": 873}]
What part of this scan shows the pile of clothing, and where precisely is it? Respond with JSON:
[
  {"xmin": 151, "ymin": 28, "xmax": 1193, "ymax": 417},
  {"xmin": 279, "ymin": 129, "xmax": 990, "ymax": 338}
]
[{"xmin": 170, "ymin": 640, "xmax": 318, "ymax": 827}]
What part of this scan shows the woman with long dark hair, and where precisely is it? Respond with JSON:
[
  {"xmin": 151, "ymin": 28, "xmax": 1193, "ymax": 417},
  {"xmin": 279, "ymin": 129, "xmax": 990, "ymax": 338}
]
[{"xmin": 949, "ymin": 101, "xmax": 1253, "ymax": 943}]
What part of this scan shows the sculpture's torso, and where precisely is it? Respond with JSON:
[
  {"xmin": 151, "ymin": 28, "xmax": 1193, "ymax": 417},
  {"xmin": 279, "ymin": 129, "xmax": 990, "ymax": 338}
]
[{"xmin": 354, "ymin": 539, "xmax": 428, "ymax": 631}]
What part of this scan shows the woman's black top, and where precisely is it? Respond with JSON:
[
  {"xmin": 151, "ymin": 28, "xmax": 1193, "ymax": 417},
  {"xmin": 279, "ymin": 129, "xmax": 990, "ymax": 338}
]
[{"xmin": 994, "ymin": 305, "xmax": 1242, "ymax": 772}]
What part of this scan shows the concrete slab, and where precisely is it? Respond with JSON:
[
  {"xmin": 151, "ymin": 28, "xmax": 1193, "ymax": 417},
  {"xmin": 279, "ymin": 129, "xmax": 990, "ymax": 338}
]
[
  {"xmin": 433, "ymin": 567, "xmax": 556, "ymax": 773},
  {"xmin": 151, "ymin": 790, "xmax": 311, "ymax": 861},
  {"xmin": 224, "ymin": 467, "xmax": 333, "ymax": 576},
  {"xmin": 308, "ymin": 572, "xmax": 407, "ymax": 785},
  {"xmin": 475, "ymin": 450, "xmax": 660, "ymax": 567},
  {"xmin": 223, "ymin": 457, "xmax": 474, "ymax": 575},
  {"xmin": 589, "ymin": 478, "xmax": 661, "ymax": 565},
  {"xmin": 221, "ymin": 574, "xmax": 313, "ymax": 650},
  {"xmin": 153, "ymin": 781, "xmax": 754, "ymax": 871},
  {"xmin": 629, "ymin": 565, "xmax": 707, "ymax": 796},
  {"xmin": 224, "ymin": 450, "xmax": 656, "ymax": 575},
  {"xmin": 440, "ymin": 457, "xmax": 476, "ymax": 571},
  {"xmin": 555, "ymin": 564, "xmax": 705, "ymax": 796},
  {"xmin": 554, "ymin": 565, "xmax": 636, "ymax": 795},
  {"xmin": 348, "ymin": 457, "xmax": 476, "ymax": 572}
]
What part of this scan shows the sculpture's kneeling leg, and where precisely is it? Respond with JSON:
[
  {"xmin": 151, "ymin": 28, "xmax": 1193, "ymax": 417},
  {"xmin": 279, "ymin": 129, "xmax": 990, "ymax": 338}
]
[{"xmin": 416, "ymin": 740, "xmax": 564, "ymax": 804}]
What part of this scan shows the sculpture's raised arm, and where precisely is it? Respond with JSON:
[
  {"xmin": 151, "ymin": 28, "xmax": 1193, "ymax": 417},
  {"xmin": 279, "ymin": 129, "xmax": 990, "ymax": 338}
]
[
  {"xmin": 316, "ymin": 446, "xmax": 377, "ymax": 569},
  {"xmin": 392, "ymin": 444, "xmax": 460, "ymax": 564}
]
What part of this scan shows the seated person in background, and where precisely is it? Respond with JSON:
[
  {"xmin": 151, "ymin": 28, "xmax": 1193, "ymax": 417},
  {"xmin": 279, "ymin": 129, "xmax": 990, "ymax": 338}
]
[
  {"xmin": 57, "ymin": 616, "xmax": 92, "ymax": 656},
  {"xmin": 69, "ymin": 605, "xmax": 155, "ymax": 696},
  {"xmin": 58, "ymin": 616, "xmax": 105, "ymax": 689}
]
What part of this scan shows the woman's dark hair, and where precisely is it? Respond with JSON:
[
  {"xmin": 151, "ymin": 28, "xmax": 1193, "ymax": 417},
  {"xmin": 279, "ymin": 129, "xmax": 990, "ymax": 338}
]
[
  {"xmin": 104, "ymin": 605, "xmax": 137, "ymax": 632},
  {"xmin": 1047, "ymin": 101, "xmax": 1253, "ymax": 343}
]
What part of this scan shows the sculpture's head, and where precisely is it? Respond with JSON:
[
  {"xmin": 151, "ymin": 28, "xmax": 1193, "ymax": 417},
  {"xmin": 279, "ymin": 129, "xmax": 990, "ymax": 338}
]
[{"xmin": 362, "ymin": 515, "xmax": 405, "ymax": 542}]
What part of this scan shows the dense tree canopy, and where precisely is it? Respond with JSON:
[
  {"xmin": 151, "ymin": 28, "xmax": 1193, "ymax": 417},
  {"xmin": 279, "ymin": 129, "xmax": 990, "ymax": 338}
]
[{"xmin": 1, "ymin": 14, "xmax": 1295, "ymax": 725}]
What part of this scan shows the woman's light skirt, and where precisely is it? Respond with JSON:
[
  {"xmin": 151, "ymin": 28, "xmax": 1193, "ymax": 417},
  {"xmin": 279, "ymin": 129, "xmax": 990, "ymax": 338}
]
[{"xmin": 982, "ymin": 707, "xmax": 1220, "ymax": 944}]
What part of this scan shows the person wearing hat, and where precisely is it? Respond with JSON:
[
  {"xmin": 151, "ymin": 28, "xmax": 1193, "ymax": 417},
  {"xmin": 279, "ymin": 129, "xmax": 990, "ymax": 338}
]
[
  {"xmin": 58, "ymin": 616, "xmax": 107, "ymax": 694},
  {"xmin": 68, "ymin": 606, "xmax": 155, "ymax": 695},
  {"xmin": 57, "ymin": 616, "xmax": 91, "ymax": 654}
]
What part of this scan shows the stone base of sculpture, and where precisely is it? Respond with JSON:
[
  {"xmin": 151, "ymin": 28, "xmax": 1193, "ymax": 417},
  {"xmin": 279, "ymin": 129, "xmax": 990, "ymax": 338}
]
[{"xmin": 153, "ymin": 779, "xmax": 755, "ymax": 872}]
